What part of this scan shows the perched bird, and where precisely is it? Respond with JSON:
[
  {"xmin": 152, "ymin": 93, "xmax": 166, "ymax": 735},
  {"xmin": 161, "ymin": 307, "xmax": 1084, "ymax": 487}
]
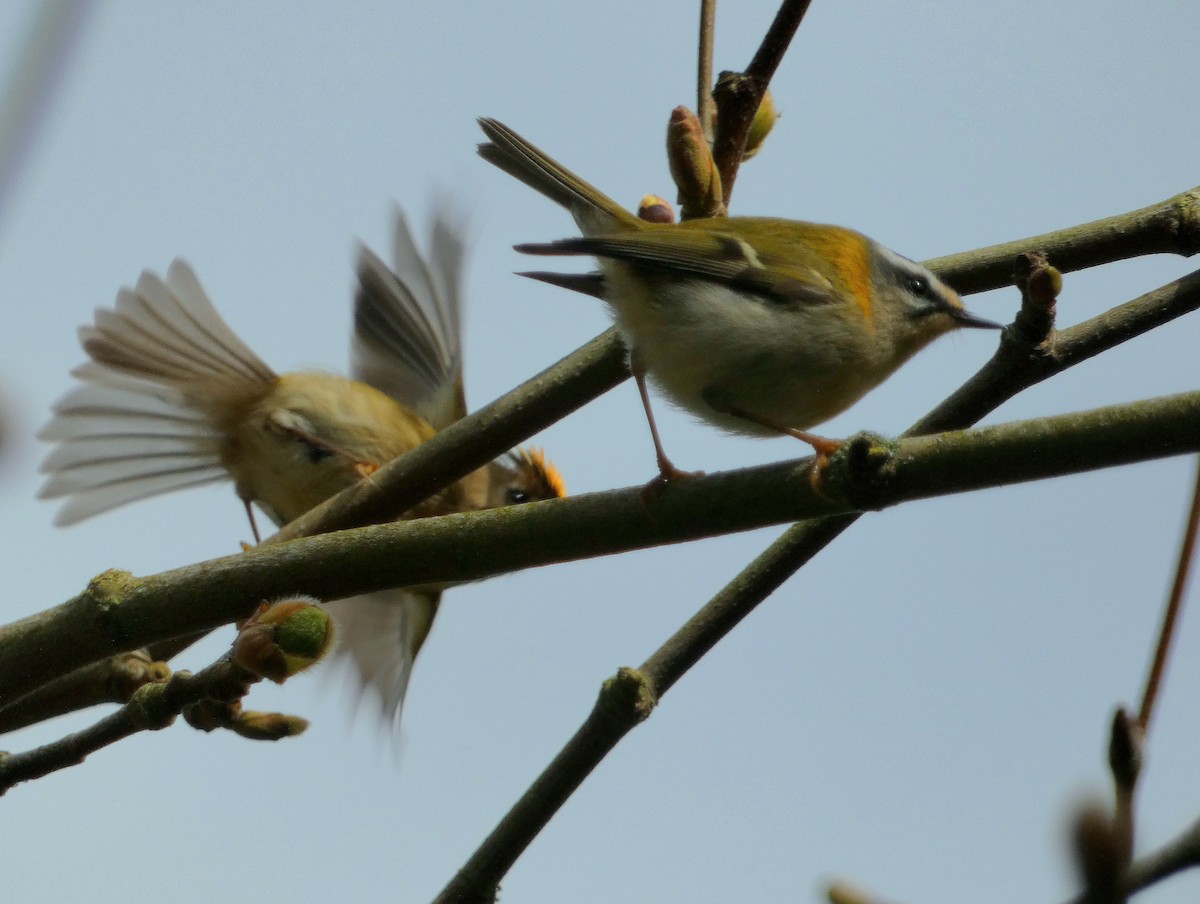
[
  {"xmin": 478, "ymin": 118, "xmax": 1002, "ymax": 480},
  {"xmin": 39, "ymin": 208, "xmax": 565, "ymax": 727}
]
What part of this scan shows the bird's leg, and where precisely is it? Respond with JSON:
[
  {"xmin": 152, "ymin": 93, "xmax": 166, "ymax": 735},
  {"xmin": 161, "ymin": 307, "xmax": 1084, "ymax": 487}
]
[
  {"xmin": 772, "ymin": 424, "xmax": 843, "ymax": 466},
  {"xmin": 705, "ymin": 396, "xmax": 842, "ymax": 492},
  {"xmin": 631, "ymin": 349, "xmax": 700, "ymax": 487},
  {"xmin": 242, "ymin": 497, "xmax": 262, "ymax": 546}
]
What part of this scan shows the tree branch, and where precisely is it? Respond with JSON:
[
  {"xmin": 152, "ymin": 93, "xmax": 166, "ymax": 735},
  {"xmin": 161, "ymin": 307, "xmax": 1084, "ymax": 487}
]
[
  {"xmin": 696, "ymin": 0, "xmax": 716, "ymax": 139},
  {"xmin": 0, "ymin": 650, "xmax": 168, "ymax": 733},
  {"xmin": 4, "ymin": 390, "xmax": 1199, "ymax": 714},
  {"xmin": 0, "ymin": 600, "xmax": 330, "ymax": 792},
  {"xmin": 927, "ymin": 187, "xmax": 1200, "ymax": 296}
]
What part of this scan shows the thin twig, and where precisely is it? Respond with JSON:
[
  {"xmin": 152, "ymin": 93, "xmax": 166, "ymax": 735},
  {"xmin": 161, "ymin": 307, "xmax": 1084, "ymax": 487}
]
[
  {"xmin": 0, "ymin": 650, "xmax": 167, "ymax": 733},
  {"xmin": 710, "ymin": 0, "xmax": 813, "ymax": 204},
  {"xmin": 1123, "ymin": 815, "xmax": 1200, "ymax": 895},
  {"xmin": 696, "ymin": 0, "xmax": 717, "ymax": 140},
  {"xmin": 1138, "ymin": 455, "xmax": 1200, "ymax": 732},
  {"xmin": 927, "ymin": 188, "xmax": 1200, "ymax": 296},
  {"xmin": 0, "ymin": 600, "xmax": 329, "ymax": 791},
  {"xmin": 1063, "ymin": 814, "xmax": 1200, "ymax": 903},
  {"xmin": 1, "ymin": 658, "xmax": 253, "ymax": 794}
]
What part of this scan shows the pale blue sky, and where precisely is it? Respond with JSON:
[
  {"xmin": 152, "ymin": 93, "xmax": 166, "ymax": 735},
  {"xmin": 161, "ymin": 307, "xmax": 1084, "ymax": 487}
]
[{"xmin": 2, "ymin": 3, "xmax": 1199, "ymax": 903}]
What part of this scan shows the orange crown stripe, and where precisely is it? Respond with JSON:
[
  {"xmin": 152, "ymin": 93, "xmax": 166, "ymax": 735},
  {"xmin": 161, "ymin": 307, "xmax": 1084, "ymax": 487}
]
[
  {"xmin": 804, "ymin": 226, "xmax": 873, "ymax": 324},
  {"xmin": 518, "ymin": 446, "xmax": 567, "ymax": 498}
]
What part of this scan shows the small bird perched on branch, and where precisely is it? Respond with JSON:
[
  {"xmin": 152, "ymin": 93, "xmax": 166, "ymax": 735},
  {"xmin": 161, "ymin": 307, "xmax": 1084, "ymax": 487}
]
[
  {"xmin": 39, "ymin": 207, "xmax": 565, "ymax": 730},
  {"xmin": 477, "ymin": 117, "xmax": 1001, "ymax": 482}
]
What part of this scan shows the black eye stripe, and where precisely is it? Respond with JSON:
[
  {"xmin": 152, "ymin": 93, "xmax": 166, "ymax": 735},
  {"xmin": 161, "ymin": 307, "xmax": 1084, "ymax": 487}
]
[{"xmin": 298, "ymin": 435, "xmax": 336, "ymax": 463}]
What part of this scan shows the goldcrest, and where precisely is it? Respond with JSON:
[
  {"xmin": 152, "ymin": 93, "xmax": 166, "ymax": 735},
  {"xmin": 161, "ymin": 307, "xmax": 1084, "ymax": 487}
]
[
  {"xmin": 39, "ymin": 208, "xmax": 565, "ymax": 727},
  {"xmin": 478, "ymin": 118, "xmax": 1001, "ymax": 479}
]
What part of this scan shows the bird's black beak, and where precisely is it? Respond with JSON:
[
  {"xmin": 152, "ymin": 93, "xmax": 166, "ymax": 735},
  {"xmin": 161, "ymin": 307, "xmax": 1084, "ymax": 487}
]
[{"xmin": 951, "ymin": 308, "xmax": 1004, "ymax": 330}]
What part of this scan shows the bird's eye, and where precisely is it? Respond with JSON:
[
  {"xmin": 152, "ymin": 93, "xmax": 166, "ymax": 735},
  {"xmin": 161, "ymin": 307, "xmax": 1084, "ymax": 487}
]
[
  {"xmin": 299, "ymin": 436, "xmax": 337, "ymax": 464},
  {"xmin": 906, "ymin": 276, "xmax": 930, "ymax": 298},
  {"xmin": 505, "ymin": 487, "xmax": 531, "ymax": 505}
]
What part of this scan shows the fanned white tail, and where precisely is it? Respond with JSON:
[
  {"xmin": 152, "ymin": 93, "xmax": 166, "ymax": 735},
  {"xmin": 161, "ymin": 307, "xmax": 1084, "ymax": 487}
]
[{"xmin": 39, "ymin": 261, "xmax": 276, "ymax": 525}]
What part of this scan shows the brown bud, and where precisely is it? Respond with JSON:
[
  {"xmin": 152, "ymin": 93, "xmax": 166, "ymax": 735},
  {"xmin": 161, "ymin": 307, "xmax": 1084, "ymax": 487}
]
[
  {"xmin": 666, "ymin": 106, "xmax": 723, "ymax": 219},
  {"xmin": 232, "ymin": 709, "xmax": 309, "ymax": 741}
]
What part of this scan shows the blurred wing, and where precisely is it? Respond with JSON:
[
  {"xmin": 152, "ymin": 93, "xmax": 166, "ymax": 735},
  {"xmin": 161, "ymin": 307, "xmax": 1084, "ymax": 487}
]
[
  {"xmin": 39, "ymin": 260, "xmax": 276, "ymax": 524},
  {"xmin": 516, "ymin": 231, "xmax": 837, "ymax": 307},
  {"xmin": 324, "ymin": 588, "xmax": 441, "ymax": 729},
  {"xmin": 353, "ymin": 206, "xmax": 468, "ymax": 429}
]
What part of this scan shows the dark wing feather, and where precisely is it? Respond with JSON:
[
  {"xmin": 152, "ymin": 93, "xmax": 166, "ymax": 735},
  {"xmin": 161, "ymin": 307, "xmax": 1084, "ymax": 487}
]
[
  {"xmin": 516, "ymin": 231, "xmax": 836, "ymax": 306},
  {"xmin": 353, "ymin": 207, "xmax": 467, "ymax": 428}
]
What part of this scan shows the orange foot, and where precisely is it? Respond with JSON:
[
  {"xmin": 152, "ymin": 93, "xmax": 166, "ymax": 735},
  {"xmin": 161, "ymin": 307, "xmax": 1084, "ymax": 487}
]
[{"xmin": 779, "ymin": 429, "xmax": 843, "ymax": 497}]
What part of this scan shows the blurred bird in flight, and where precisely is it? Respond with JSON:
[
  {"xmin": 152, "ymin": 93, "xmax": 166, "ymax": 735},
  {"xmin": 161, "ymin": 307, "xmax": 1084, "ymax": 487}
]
[{"xmin": 39, "ymin": 206, "xmax": 565, "ymax": 729}]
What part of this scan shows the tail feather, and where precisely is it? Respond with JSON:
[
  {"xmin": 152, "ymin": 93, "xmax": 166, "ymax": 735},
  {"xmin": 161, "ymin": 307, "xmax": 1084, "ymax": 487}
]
[
  {"xmin": 83, "ymin": 262, "xmax": 274, "ymax": 388},
  {"xmin": 42, "ymin": 457, "xmax": 227, "ymax": 525},
  {"xmin": 40, "ymin": 381, "xmax": 209, "ymax": 440},
  {"xmin": 517, "ymin": 270, "xmax": 607, "ymax": 299},
  {"xmin": 39, "ymin": 380, "xmax": 228, "ymax": 524},
  {"xmin": 40, "ymin": 260, "xmax": 274, "ymax": 525},
  {"xmin": 477, "ymin": 117, "xmax": 636, "ymax": 234}
]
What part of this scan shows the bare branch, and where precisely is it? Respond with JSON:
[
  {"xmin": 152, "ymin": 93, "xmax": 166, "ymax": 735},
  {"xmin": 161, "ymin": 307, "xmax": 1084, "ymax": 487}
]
[
  {"xmin": 696, "ymin": 0, "xmax": 716, "ymax": 139},
  {"xmin": 0, "ymin": 650, "xmax": 168, "ymax": 734},
  {"xmin": 1123, "ymin": 816, "xmax": 1200, "ymax": 895},
  {"xmin": 0, "ymin": 600, "xmax": 329, "ymax": 792},
  {"xmin": 928, "ymin": 188, "xmax": 1200, "ymax": 296},
  {"xmin": 711, "ymin": 0, "xmax": 813, "ymax": 204},
  {"xmin": 5, "ymin": 389, "xmax": 1200, "ymax": 715},
  {"xmin": 1138, "ymin": 456, "xmax": 1200, "ymax": 732}
]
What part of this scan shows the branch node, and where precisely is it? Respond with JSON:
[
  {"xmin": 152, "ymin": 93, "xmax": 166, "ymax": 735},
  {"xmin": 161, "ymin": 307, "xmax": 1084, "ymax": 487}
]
[
  {"xmin": 597, "ymin": 667, "xmax": 657, "ymax": 727},
  {"xmin": 990, "ymin": 250, "xmax": 1062, "ymax": 372},
  {"xmin": 124, "ymin": 682, "xmax": 177, "ymax": 732},
  {"xmin": 82, "ymin": 569, "xmax": 136, "ymax": 635},
  {"xmin": 1171, "ymin": 189, "xmax": 1200, "ymax": 256},
  {"xmin": 710, "ymin": 70, "xmax": 766, "ymax": 203},
  {"xmin": 1072, "ymin": 797, "xmax": 1133, "ymax": 904},
  {"xmin": 106, "ymin": 649, "xmax": 171, "ymax": 701},
  {"xmin": 822, "ymin": 432, "xmax": 897, "ymax": 510}
]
